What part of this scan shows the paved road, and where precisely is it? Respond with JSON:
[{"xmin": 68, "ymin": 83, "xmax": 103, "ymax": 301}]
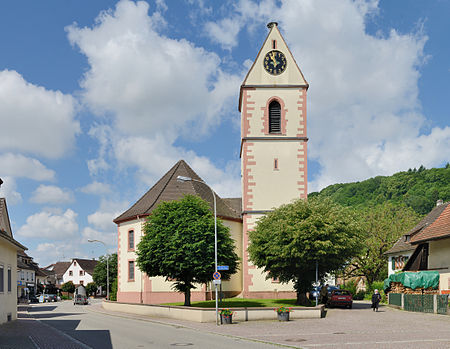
[
  {"xmin": 2, "ymin": 300, "xmax": 450, "ymax": 348},
  {"xmin": 1, "ymin": 300, "xmax": 280, "ymax": 349}
]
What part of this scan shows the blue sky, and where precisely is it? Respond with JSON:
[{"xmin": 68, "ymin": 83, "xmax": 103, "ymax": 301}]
[{"xmin": 0, "ymin": 0, "xmax": 449, "ymax": 267}]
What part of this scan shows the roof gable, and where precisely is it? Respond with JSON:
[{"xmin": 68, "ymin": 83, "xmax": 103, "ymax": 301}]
[
  {"xmin": 114, "ymin": 160, "xmax": 241, "ymax": 223},
  {"xmin": 241, "ymin": 23, "xmax": 308, "ymax": 88}
]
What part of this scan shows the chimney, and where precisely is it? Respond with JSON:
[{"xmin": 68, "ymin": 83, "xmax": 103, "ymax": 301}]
[
  {"xmin": 267, "ymin": 22, "xmax": 278, "ymax": 29},
  {"xmin": 437, "ymin": 199, "xmax": 444, "ymax": 206}
]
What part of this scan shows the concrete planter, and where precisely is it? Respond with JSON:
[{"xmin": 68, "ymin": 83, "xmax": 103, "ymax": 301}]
[{"xmin": 277, "ymin": 312, "xmax": 290, "ymax": 321}]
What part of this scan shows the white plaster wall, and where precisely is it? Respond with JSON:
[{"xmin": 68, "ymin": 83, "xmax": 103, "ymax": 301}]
[
  {"xmin": 117, "ymin": 218, "xmax": 144, "ymax": 293},
  {"xmin": 387, "ymin": 252, "xmax": 413, "ymax": 276},
  {"xmin": 429, "ymin": 239, "xmax": 450, "ymax": 291},
  {"xmin": 118, "ymin": 217, "xmax": 243, "ymax": 294},
  {"xmin": 220, "ymin": 219, "xmax": 243, "ymax": 293},
  {"xmin": 245, "ymin": 88, "xmax": 305, "ymax": 137},
  {"xmin": 249, "ymin": 141, "xmax": 305, "ymax": 210},
  {"xmin": 0, "ymin": 240, "xmax": 18, "ymax": 324}
]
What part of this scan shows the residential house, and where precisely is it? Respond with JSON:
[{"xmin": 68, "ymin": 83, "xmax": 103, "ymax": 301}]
[
  {"xmin": 386, "ymin": 200, "xmax": 450, "ymax": 293},
  {"xmin": 17, "ymin": 250, "xmax": 38, "ymax": 301},
  {"xmin": 62, "ymin": 258, "xmax": 98, "ymax": 286},
  {"xmin": 43, "ymin": 261, "xmax": 71, "ymax": 286},
  {"xmin": 0, "ymin": 196, "xmax": 27, "ymax": 324}
]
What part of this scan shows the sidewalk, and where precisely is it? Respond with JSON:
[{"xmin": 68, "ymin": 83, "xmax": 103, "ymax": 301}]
[{"xmin": 0, "ymin": 306, "xmax": 88, "ymax": 349}]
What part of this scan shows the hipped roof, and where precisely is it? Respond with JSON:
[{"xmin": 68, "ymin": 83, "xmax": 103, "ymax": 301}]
[{"xmin": 114, "ymin": 160, "xmax": 241, "ymax": 224}]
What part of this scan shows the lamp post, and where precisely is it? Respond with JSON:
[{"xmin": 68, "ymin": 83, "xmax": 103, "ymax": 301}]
[
  {"xmin": 176, "ymin": 175, "xmax": 219, "ymax": 326},
  {"xmin": 88, "ymin": 239, "xmax": 109, "ymax": 300}
]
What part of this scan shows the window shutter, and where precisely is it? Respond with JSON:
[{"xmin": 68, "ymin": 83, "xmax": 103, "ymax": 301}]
[{"xmin": 269, "ymin": 101, "xmax": 281, "ymax": 133}]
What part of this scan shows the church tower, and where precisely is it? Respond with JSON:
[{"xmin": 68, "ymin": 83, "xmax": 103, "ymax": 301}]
[{"xmin": 240, "ymin": 22, "xmax": 308, "ymax": 297}]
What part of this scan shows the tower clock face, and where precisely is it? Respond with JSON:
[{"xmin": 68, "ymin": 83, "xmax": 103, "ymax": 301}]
[{"xmin": 263, "ymin": 50, "xmax": 287, "ymax": 75}]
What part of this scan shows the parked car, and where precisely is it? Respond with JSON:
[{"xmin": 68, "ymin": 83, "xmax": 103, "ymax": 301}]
[
  {"xmin": 43, "ymin": 293, "xmax": 58, "ymax": 302},
  {"xmin": 309, "ymin": 285, "xmax": 340, "ymax": 300},
  {"xmin": 74, "ymin": 294, "xmax": 88, "ymax": 305},
  {"xmin": 29, "ymin": 294, "xmax": 39, "ymax": 304},
  {"xmin": 327, "ymin": 289, "xmax": 353, "ymax": 308}
]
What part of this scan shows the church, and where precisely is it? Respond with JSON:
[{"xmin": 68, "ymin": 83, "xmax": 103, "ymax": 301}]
[{"xmin": 114, "ymin": 22, "xmax": 309, "ymax": 304}]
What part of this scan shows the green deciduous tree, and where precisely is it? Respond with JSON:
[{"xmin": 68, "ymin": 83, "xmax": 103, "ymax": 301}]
[
  {"xmin": 346, "ymin": 202, "xmax": 421, "ymax": 285},
  {"xmin": 86, "ymin": 282, "xmax": 98, "ymax": 297},
  {"xmin": 248, "ymin": 197, "xmax": 362, "ymax": 305},
  {"xmin": 93, "ymin": 253, "xmax": 118, "ymax": 295},
  {"xmin": 136, "ymin": 195, "xmax": 239, "ymax": 306},
  {"xmin": 61, "ymin": 281, "xmax": 75, "ymax": 294}
]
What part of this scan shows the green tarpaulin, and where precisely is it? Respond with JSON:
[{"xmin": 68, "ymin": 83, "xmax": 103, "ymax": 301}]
[{"xmin": 384, "ymin": 271, "xmax": 440, "ymax": 291}]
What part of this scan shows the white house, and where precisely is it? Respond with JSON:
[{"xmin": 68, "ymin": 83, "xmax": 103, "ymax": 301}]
[
  {"xmin": 62, "ymin": 258, "xmax": 98, "ymax": 286},
  {"xmin": 0, "ymin": 197, "xmax": 26, "ymax": 324}
]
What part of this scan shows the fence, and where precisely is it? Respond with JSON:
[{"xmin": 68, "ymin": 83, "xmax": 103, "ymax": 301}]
[
  {"xmin": 388, "ymin": 293, "xmax": 401, "ymax": 307},
  {"xmin": 389, "ymin": 293, "xmax": 448, "ymax": 315}
]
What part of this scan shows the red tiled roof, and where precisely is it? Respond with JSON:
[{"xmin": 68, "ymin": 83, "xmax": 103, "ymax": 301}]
[{"xmin": 410, "ymin": 202, "xmax": 450, "ymax": 244}]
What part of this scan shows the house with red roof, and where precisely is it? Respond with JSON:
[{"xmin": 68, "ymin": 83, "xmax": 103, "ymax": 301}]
[{"xmin": 386, "ymin": 200, "xmax": 450, "ymax": 293}]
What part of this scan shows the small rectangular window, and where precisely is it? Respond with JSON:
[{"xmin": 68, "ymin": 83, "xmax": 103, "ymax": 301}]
[
  {"xmin": 80, "ymin": 280, "xmax": 84, "ymax": 285},
  {"xmin": 129, "ymin": 261, "xmax": 135, "ymax": 281},
  {"xmin": 79, "ymin": 270, "xmax": 84, "ymax": 276},
  {"xmin": 0, "ymin": 265, "xmax": 4, "ymax": 292},
  {"xmin": 7, "ymin": 268, "xmax": 11, "ymax": 292},
  {"xmin": 128, "ymin": 230, "xmax": 135, "ymax": 250},
  {"xmin": 69, "ymin": 270, "xmax": 73, "ymax": 276},
  {"xmin": 272, "ymin": 40, "xmax": 276, "ymax": 49},
  {"xmin": 274, "ymin": 158, "xmax": 278, "ymax": 170}
]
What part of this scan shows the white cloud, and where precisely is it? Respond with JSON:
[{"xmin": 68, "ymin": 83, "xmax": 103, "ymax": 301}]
[
  {"xmin": 0, "ymin": 70, "xmax": 79, "ymax": 159},
  {"xmin": 0, "ymin": 153, "xmax": 55, "ymax": 181},
  {"xmin": 204, "ymin": 18, "xmax": 243, "ymax": 50},
  {"xmin": 0, "ymin": 177, "xmax": 22, "ymax": 205},
  {"xmin": 87, "ymin": 211, "xmax": 117, "ymax": 231},
  {"xmin": 17, "ymin": 209, "xmax": 79, "ymax": 239},
  {"xmin": 80, "ymin": 181, "xmax": 112, "ymax": 195},
  {"xmin": 67, "ymin": 0, "xmax": 243, "ymax": 198},
  {"xmin": 31, "ymin": 242, "xmax": 90, "ymax": 267},
  {"xmin": 66, "ymin": 0, "xmax": 239, "ymax": 140},
  {"xmin": 30, "ymin": 185, "xmax": 74, "ymax": 204},
  {"xmin": 82, "ymin": 227, "xmax": 117, "ymax": 246}
]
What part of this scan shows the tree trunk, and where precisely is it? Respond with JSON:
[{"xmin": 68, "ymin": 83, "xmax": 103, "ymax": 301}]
[
  {"xmin": 296, "ymin": 291, "xmax": 310, "ymax": 306},
  {"xmin": 184, "ymin": 289, "xmax": 191, "ymax": 306}
]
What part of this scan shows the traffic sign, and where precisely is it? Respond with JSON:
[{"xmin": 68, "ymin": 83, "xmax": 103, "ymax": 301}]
[
  {"xmin": 213, "ymin": 271, "xmax": 221, "ymax": 280},
  {"xmin": 213, "ymin": 279, "xmax": 221, "ymax": 285},
  {"xmin": 217, "ymin": 265, "xmax": 229, "ymax": 271}
]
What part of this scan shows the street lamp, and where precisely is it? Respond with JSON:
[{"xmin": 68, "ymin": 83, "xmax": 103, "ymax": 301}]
[
  {"xmin": 88, "ymin": 239, "xmax": 109, "ymax": 300},
  {"xmin": 176, "ymin": 175, "xmax": 219, "ymax": 326}
]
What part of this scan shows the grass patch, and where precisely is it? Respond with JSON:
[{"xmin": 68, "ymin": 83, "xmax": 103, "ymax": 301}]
[{"xmin": 163, "ymin": 298, "xmax": 311, "ymax": 308}]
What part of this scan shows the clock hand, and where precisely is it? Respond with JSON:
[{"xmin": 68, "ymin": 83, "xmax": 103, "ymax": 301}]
[{"xmin": 270, "ymin": 52, "xmax": 279, "ymax": 66}]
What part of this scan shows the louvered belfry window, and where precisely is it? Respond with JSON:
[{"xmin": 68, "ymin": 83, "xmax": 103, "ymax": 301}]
[{"xmin": 269, "ymin": 101, "xmax": 281, "ymax": 133}]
